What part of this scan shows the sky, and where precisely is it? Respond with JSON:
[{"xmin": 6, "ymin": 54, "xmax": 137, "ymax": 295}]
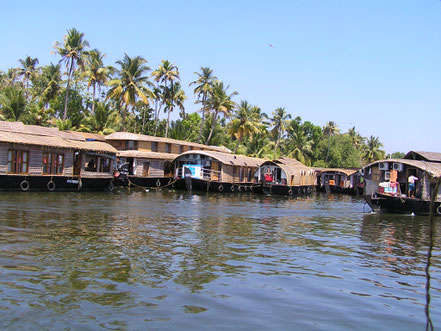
[{"xmin": 1, "ymin": 0, "xmax": 440, "ymax": 154}]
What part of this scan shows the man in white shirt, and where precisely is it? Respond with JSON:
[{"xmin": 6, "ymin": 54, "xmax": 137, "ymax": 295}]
[{"xmin": 408, "ymin": 175, "xmax": 418, "ymax": 198}]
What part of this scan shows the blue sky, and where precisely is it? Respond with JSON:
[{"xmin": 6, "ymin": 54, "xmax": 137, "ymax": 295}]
[{"xmin": 1, "ymin": 0, "xmax": 440, "ymax": 154}]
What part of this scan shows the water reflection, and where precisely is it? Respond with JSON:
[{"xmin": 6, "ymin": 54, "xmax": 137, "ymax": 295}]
[{"xmin": 0, "ymin": 190, "xmax": 439, "ymax": 329}]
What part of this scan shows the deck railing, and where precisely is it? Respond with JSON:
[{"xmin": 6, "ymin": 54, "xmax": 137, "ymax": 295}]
[{"xmin": 175, "ymin": 167, "xmax": 222, "ymax": 182}]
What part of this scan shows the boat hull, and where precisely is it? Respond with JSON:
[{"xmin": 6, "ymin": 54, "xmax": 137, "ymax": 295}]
[
  {"xmin": 0, "ymin": 174, "xmax": 114, "ymax": 191},
  {"xmin": 254, "ymin": 183, "xmax": 315, "ymax": 196},
  {"xmin": 174, "ymin": 178, "xmax": 256, "ymax": 193},
  {"xmin": 116, "ymin": 175, "xmax": 175, "ymax": 189},
  {"xmin": 370, "ymin": 192, "xmax": 441, "ymax": 216}
]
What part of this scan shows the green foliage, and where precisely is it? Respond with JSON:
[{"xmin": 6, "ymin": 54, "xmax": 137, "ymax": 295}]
[
  {"xmin": 0, "ymin": 86, "xmax": 27, "ymax": 120},
  {"xmin": 388, "ymin": 151, "xmax": 405, "ymax": 159},
  {"xmin": 0, "ymin": 28, "xmax": 393, "ymax": 169},
  {"xmin": 314, "ymin": 134, "xmax": 362, "ymax": 168},
  {"xmin": 51, "ymin": 88, "xmax": 85, "ymax": 127}
]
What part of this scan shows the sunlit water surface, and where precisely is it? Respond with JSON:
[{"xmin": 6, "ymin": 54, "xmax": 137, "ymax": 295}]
[{"xmin": 0, "ymin": 189, "xmax": 440, "ymax": 330}]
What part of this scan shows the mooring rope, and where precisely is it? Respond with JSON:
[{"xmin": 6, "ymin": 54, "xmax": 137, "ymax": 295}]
[{"xmin": 128, "ymin": 178, "xmax": 178, "ymax": 190}]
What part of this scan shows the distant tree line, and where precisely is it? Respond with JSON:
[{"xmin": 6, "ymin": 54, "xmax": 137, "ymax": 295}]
[{"xmin": 0, "ymin": 28, "xmax": 395, "ymax": 167}]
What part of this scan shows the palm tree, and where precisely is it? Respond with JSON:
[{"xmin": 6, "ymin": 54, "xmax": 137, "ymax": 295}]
[
  {"xmin": 323, "ymin": 121, "xmax": 340, "ymax": 163},
  {"xmin": 17, "ymin": 56, "xmax": 39, "ymax": 99},
  {"xmin": 54, "ymin": 28, "xmax": 89, "ymax": 120},
  {"xmin": 245, "ymin": 132, "xmax": 273, "ymax": 158},
  {"xmin": 83, "ymin": 49, "xmax": 113, "ymax": 114},
  {"xmin": 106, "ymin": 54, "xmax": 154, "ymax": 131},
  {"xmin": 163, "ymin": 82, "xmax": 186, "ymax": 138},
  {"xmin": 189, "ymin": 67, "xmax": 217, "ymax": 143},
  {"xmin": 205, "ymin": 81, "xmax": 237, "ymax": 145},
  {"xmin": 151, "ymin": 60, "xmax": 180, "ymax": 133},
  {"xmin": 229, "ymin": 100, "xmax": 261, "ymax": 153},
  {"xmin": 38, "ymin": 63, "xmax": 62, "ymax": 108},
  {"xmin": 347, "ymin": 126, "xmax": 363, "ymax": 147},
  {"xmin": 0, "ymin": 86, "xmax": 27, "ymax": 121},
  {"xmin": 270, "ymin": 107, "xmax": 291, "ymax": 158},
  {"xmin": 285, "ymin": 127, "xmax": 313, "ymax": 164},
  {"xmin": 362, "ymin": 136, "xmax": 385, "ymax": 164}
]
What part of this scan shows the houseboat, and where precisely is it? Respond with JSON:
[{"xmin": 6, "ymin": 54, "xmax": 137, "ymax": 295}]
[
  {"xmin": 255, "ymin": 157, "xmax": 317, "ymax": 196},
  {"xmin": 315, "ymin": 168, "xmax": 363, "ymax": 195},
  {"xmin": 173, "ymin": 150, "xmax": 264, "ymax": 192},
  {"xmin": 0, "ymin": 121, "xmax": 117, "ymax": 191},
  {"xmin": 362, "ymin": 151, "xmax": 441, "ymax": 215},
  {"xmin": 105, "ymin": 132, "xmax": 230, "ymax": 188}
]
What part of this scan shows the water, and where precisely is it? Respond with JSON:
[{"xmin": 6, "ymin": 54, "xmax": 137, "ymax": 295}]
[{"xmin": 0, "ymin": 189, "xmax": 440, "ymax": 330}]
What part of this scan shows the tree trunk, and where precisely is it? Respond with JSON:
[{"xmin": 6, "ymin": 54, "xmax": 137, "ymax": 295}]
[
  {"xmin": 165, "ymin": 107, "xmax": 172, "ymax": 138},
  {"xmin": 206, "ymin": 110, "xmax": 218, "ymax": 145},
  {"xmin": 325, "ymin": 135, "xmax": 331, "ymax": 163},
  {"xmin": 198, "ymin": 94, "xmax": 206, "ymax": 143},
  {"xmin": 91, "ymin": 83, "xmax": 96, "ymax": 114},
  {"xmin": 122, "ymin": 104, "xmax": 128, "ymax": 132},
  {"xmin": 63, "ymin": 60, "xmax": 74, "ymax": 121},
  {"xmin": 234, "ymin": 136, "xmax": 243, "ymax": 154}
]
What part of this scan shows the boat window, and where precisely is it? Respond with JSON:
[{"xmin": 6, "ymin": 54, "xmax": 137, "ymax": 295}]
[
  {"xmin": 151, "ymin": 142, "xmax": 158, "ymax": 152},
  {"xmin": 7, "ymin": 150, "xmax": 29, "ymax": 174},
  {"xmin": 125, "ymin": 140, "xmax": 137, "ymax": 150},
  {"xmin": 43, "ymin": 153, "xmax": 64, "ymax": 175}
]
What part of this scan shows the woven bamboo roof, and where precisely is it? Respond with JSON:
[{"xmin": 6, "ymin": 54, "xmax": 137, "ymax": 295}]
[
  {"xmin": 105, "ymin": 132, "xmax": 231, "ymax": 153},
  {"xmin": 116, "ymin": 150, "xmax": 178, "ymax": 160},
  {"xmin": 313, "ymin": 167, "xmax": 359, "ymax": 177},
  {"xmin": 0, "ymin": 121, "xmax": 117, "ymax": 154},
  {"xmin": 404, "ymin": 151, "xmax": 441, "ymax": 163},
  {"xmin": 363, "ymin": 159, "xmax": 441, "ymax": 178},
  {"xmin": 262, "ymin": 157, "xmax": 315, "ymax": 177},
  {"xmin": 174, "ymin": 150, "xmax": 264, "ymax": 167}
]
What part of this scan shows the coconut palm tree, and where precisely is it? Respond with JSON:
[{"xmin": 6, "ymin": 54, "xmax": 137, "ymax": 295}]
[
  {"xmin": 83, "ymin": 49, "xmax": 114, "ymax": 114},
  {"xmin": 17, "ymin": 56, "xmax": 39, "ymax": 99},
  {"xmin": 229, "ymin": 100, "xmax": 261, "ymax": 153},
  {"xmin": 163, "ymin": 82, "xmax": 186, "ymax": 138},
  {"xmin": 205, "ymin": 81, "xmax": 237, "ymax": 145},
  {"xmin": 0, "ymin": 86, "xmax": 27, "ymax": 121},
  {"xmin": 189, "ymin": 67, "xmax": 217, "ymax": 143},
  {"xmin": 54, "ymin": 28, "xmax": 89, "ymax": 120},
  {"xmin": 106, "ymin": 54, "xmax": 154, "ymax": 131},
  {"xmin": 270, "ymin": 107, "xmax": 291, "ymax": 158},
  {"xmin": 347, "ymin": 126, "xmax": 363, "ymax": 147},
  {"xmin": 285, "ymin": 128, "xmax": 313, "ymax": 164},
  {"xmin": 362, "ymin": 136, "xmax": 385, "ymax": 164},
  {"xmin": 151, "ymin": 60, "xmax": 180, "ymax": 133},
  {"xmin": 38, "ymin": 63, "xmax": 62, "ymax": 108},
  {"xmin": 323, "ymin": 121, "xmax": 340, "ymax": 163}
]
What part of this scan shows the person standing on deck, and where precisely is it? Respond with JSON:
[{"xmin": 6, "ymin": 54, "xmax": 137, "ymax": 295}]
[{"xmin": 408, "ymin": 175, "xmax": 418, "ymax": 198}]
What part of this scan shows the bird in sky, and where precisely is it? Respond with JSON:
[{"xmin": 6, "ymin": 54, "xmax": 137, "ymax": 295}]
[{"xmin": 269, "ymin": 43, "xmax": 274, "ymax": 48}]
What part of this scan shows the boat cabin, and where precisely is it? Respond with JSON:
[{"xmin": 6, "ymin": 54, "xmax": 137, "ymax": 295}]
[
  {"xmin": 173, "ymin": 150, "xmax": 264, "ymax": 192},
  {"xmin": 256, "ymin": 157, "xmax": 317, "ymax": 195},
  {"xmin": 315, "ymin": 168, "xmax": 363, "ymax": 195},
  {"xmin": 0, "ymin": 121, "xmax": 117, "ymax": 191},
  {"xmin": 362, "ymin": 158, "xmax": 441, "ymax": 201},
  {"xmin": 105, "ymin": 132, "xmax": 230, "ymax": 187}
]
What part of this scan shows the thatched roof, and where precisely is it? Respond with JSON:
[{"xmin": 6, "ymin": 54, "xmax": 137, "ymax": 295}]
[
  {"xmin": 174, "ymin": 150, "xmax": 264, "ymax": 167},
  {"xmin": 262, "ymin": 157, "xmax": 314, "ymax": 177},
  {"xmin": 105, "ymin": 132, "xmax": 231, "ymax": 153},
  {"xmin": 0, "ymin": 121, "xmax": 117, "ymax": 154},
  {"xmin": 67, "ymin": 131, "xmax": 106, "ymax": 142},
  {"xmin": 313, "ymin": 167, "xmax": 359, "ymax": 177},
  {"xmin": 363, "ymin": 159, "xmax": 441, "ymax": 178},
  {"xmin": 404, "ymin": 151, "xmax": 441, "ymax": 163},
  {"xmin": 116, "ymin": 150, "xmax": 177, "ymax": 160}
]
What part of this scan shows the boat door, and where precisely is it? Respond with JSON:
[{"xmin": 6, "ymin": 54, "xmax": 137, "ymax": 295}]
[{"xmin": 73, "ymin": 150, "xmax": 82, "ymax": 176}]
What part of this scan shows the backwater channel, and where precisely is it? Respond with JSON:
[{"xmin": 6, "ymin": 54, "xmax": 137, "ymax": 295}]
[{"xmin": 0, "ymin": 189, "xmax": 440, "ymax": 330}]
